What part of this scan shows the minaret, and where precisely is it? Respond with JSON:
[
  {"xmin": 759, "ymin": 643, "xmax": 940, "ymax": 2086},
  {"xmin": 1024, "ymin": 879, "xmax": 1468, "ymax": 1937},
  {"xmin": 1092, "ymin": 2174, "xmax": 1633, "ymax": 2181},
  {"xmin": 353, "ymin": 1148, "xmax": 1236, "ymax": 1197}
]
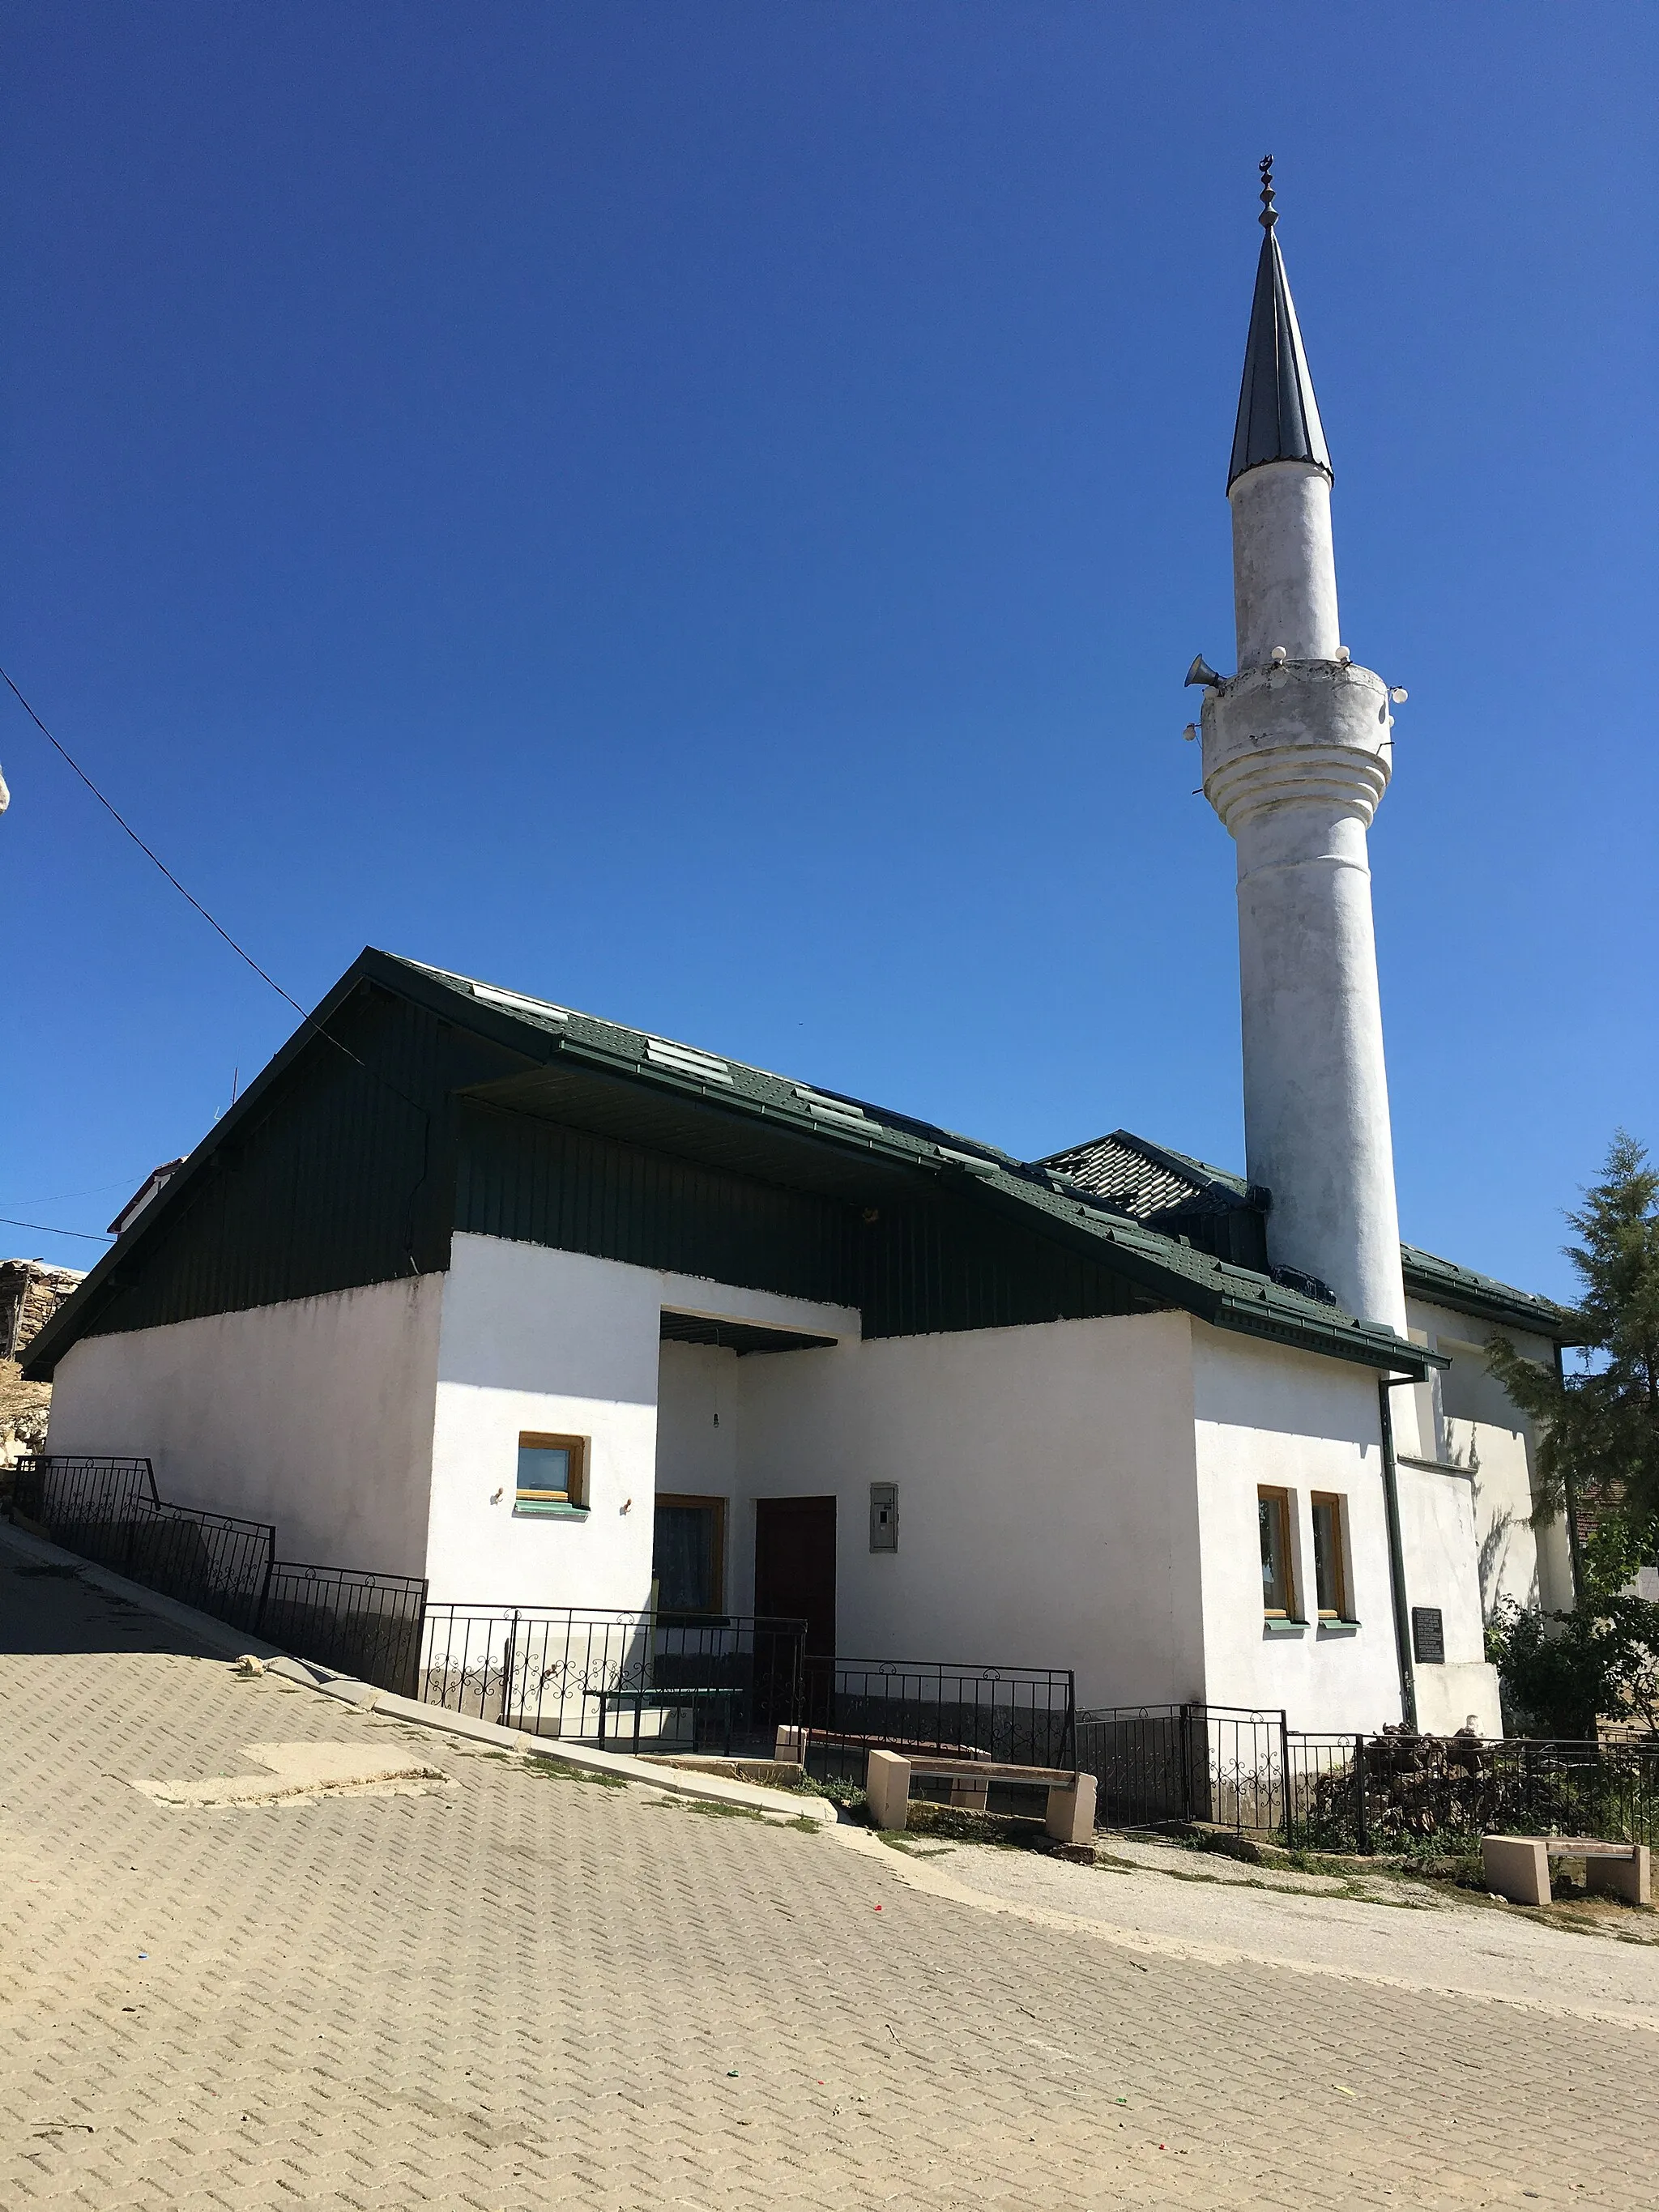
[{"xmin": 1199, "ymin": 160, "xmax": 1408, "ymax": 1335}]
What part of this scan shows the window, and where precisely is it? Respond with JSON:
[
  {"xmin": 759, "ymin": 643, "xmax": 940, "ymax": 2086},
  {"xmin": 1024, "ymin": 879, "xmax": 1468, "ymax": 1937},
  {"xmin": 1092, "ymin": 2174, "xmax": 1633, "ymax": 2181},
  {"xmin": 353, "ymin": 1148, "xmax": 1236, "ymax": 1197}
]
[
  {"xmin": 515, "ymin": 1432, "xmax": 586, "ymax": 1515},
  {"xmin": 653, "ymin": 1494, "xmax": 726, "ymax": 1616},
  {"xmin": 1258, "ymin": 1487, "xmax": 1295, "ymax": 1617},
  {"xmin": 1311, "ymin": 1494, "xmax": 1349, "ymax": 1619}
]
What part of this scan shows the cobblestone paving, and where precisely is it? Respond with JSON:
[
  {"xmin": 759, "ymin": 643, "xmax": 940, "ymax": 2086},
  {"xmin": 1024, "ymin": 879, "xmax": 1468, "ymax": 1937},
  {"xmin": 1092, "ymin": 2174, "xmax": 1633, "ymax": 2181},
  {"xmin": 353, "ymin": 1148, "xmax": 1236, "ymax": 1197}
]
[{"xmin": 2, "ymin": 1554, "xmax": 1653, "ymax": 2210}]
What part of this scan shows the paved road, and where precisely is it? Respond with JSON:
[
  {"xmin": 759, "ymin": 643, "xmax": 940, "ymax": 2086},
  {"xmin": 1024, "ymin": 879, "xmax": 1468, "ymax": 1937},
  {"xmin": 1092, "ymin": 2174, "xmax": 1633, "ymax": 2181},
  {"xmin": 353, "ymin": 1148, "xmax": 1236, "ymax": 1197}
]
[{"xmin": 2, "ymin": 1550, "xmax": 1653, "ymax": 2210}]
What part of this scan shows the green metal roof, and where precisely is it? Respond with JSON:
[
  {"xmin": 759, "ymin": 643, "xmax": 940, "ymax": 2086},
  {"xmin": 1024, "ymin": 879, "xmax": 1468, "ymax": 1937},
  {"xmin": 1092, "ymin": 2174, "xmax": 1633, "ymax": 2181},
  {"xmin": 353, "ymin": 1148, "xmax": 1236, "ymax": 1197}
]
[
  {"xmin": 396, "ymin": 953, "xmax": 1439, "ymax": 1377},
  {"xmin": 1398, "ymin": 1243, "xmax": 1576, "ymax": 1342},
  {"xmin": 27, "ymin": 947, "xmax": 1452, "ymax": 1383},
  {"xmin": 1042, "ymin": 1127, "xmax": 1574, "ymax": 1345}
]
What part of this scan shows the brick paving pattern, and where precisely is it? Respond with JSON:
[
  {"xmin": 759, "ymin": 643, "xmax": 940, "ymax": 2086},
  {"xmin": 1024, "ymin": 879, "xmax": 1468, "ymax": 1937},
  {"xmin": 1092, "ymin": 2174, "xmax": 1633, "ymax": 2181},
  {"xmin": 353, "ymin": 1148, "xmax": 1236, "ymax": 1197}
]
[{"xmin": 1, "ymin": 1550, "xmax": 1650, "ymax": 2208}]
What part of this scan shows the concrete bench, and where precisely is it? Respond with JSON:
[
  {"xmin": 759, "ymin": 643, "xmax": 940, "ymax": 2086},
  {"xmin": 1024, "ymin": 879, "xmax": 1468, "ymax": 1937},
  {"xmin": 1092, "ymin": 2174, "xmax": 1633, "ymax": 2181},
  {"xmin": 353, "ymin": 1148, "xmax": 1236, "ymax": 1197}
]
[
  {"xmin": 1481, "ymin": 1834, "xmax": 1652, "ymax": 1908},
  {"xmin": 864, "ymin": 1748, "xmax": 1096, "ymax": 1845},
  {"xmin": 775, "ymin": 1725, "xmax": 993, "ymax": 1807}
]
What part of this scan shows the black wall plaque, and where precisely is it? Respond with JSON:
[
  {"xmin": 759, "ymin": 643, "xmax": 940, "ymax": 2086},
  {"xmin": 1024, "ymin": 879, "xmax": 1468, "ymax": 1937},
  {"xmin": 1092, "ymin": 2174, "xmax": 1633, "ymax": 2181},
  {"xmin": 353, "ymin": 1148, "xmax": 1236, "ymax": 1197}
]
[{"xmin": 1411, "ymin": 1605, "xmax": 1446, "ymax": 1664}]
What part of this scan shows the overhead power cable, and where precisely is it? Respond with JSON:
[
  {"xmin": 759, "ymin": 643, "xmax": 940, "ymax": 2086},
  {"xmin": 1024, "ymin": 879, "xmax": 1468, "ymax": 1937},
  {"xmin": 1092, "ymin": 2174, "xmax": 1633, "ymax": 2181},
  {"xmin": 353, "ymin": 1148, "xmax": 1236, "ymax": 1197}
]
[
  {"xmin": 1, "ymin": 663, "xmax": 437, "ymax": 1272},
  {"xmin": 1, "ymin": 664, "xmax": 329, "ymax": 1030},
  {"xmin": 0, "ymin": 1215, "xmax": 115, "ymax": 1243}
]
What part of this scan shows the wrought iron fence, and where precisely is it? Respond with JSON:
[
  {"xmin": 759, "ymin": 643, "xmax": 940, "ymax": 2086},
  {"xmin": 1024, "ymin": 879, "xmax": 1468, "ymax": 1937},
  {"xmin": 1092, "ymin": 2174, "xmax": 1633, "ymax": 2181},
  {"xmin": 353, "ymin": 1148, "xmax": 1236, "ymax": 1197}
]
[
  {"xmin": 1285, "ymin": 1731, "xmax": 1659, "ymax": 1854},
  {"xmin": 418, "ymin": 1604, "xmax": 806, "ymax": 1753},
  {"xmin": 799, "ymin": 1658, "xmax": 1077, "ymax": 1787},
  {"xmin": 11, "ymin": 1455, "xmax": 427, "ymax": 1694},
  {"xmin": 13, "ymin": 1454, "xmax": 275, "ymax": 1630},
  {"xmin": 1077, "ymin": 1703, "xmax": 1659, "ymax": 1852},
  {"xmin": 262, "ymin": 1562, "xmax": 429, "ymax": 1697},
  {"xmin": 1077, "ymin": 1703, "xmax": 1289, "ymax": 1831}
]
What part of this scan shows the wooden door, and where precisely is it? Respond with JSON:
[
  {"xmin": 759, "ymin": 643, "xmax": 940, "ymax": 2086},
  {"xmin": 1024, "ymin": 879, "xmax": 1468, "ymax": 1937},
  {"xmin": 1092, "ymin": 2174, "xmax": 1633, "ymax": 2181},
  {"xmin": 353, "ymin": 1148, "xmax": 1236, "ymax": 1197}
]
[{"xmin": 753, "ymin": 1495, "xmax": 837, "ymax": 1657}]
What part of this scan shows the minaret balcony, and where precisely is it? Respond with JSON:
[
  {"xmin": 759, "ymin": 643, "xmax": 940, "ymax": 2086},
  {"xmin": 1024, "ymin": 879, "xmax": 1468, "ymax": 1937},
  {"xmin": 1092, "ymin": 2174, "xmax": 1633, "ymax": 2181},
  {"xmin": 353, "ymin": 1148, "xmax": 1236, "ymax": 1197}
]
[{"xmin": 1201, "ymin": 658, "xmax": 1392, "ymax": 836}]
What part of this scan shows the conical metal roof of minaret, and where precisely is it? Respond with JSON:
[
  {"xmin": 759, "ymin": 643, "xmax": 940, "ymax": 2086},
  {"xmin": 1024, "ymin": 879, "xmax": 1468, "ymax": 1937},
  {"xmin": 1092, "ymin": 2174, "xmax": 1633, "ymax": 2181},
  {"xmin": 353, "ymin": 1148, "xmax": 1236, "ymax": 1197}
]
[{"xmin": 1228, "ymin": 158, "xmax": 1332, "ymax": 489}]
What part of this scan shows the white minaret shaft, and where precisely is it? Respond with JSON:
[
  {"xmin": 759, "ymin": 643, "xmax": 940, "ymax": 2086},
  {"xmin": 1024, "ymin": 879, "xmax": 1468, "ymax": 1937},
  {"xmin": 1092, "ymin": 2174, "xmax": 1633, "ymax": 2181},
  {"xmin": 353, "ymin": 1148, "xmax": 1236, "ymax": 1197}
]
[{"xmin": 1201, "ymin": 164, "xmax": 1408, "ymax": 1336}]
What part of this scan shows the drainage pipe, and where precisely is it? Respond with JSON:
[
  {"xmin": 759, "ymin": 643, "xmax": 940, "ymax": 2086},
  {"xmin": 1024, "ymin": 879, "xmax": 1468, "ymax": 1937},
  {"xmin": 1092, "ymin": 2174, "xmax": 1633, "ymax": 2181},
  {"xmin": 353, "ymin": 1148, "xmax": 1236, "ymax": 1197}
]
[{"xmin": 1378, "ymin": 1375, "xmax": 1417, "ymax": 1732}]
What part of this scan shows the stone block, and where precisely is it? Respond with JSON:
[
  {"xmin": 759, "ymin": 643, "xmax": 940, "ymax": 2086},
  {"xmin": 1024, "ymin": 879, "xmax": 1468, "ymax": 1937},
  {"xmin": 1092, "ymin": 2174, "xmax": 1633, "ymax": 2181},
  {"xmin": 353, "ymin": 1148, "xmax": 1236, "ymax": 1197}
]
[
  {"xmin": 1585, "ymin": 1845, "xmax": 1651, "ymax": 1907},
  {"xmin": 866, "ymin": 1749, "xmax": 911, "ymax": 1832},
  {"xmin": 1482, "ymin": 1836, "xmax": 1550, "ymax": 1906},
  {"xmin": 1044, "ymin": 1772, "xmax": 1096, "ymax": 1847}
]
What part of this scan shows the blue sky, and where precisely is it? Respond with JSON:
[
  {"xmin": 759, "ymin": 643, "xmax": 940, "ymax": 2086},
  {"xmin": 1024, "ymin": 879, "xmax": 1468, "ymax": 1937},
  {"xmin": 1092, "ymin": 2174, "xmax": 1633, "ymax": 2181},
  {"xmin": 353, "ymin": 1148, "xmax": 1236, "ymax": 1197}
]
[{"xmin": 2, "ymin": 3, "xmax": 1654, "ymax": 1302}]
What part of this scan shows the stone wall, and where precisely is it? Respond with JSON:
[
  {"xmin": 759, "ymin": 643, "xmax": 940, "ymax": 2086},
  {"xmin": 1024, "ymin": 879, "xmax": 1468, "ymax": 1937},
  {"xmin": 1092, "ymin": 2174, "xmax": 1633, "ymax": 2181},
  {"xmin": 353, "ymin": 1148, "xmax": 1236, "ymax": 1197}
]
[{"xmin": 1, "ymin": 1260, "xmax": 85, "ymax": 1470}]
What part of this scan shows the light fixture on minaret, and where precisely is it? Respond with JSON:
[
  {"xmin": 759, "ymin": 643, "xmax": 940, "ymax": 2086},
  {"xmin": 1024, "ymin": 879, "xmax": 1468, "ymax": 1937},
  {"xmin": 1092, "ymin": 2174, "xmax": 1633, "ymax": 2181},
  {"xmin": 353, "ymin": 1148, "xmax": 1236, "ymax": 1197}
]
[{"xmin": 1195, "ymin": 156, "xmax": 1410, "ymax": 1336}]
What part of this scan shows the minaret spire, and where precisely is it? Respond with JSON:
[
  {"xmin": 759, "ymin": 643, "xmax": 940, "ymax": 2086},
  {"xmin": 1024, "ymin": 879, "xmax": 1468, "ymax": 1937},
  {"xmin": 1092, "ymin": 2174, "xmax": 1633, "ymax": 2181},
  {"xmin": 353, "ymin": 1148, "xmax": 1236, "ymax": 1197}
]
[{"xmin": 1229, "ymin": 159, "xmax": 1331, "ymax": 492}]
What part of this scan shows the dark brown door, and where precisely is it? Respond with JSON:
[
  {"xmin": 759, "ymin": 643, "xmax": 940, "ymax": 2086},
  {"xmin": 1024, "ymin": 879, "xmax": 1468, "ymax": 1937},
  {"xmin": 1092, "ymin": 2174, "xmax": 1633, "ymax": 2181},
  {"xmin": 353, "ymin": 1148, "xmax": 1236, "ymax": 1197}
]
[{"xmin": 753, "ymin": 1496, "xmax": 837, "ymax": 1656}]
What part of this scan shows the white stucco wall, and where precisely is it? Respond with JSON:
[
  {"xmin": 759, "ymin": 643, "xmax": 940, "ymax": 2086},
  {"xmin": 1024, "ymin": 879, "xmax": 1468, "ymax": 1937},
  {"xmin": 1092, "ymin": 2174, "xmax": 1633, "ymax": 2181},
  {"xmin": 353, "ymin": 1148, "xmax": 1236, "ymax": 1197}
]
[
  {"xmin": 1408, "ymin": 1299, "xmax": 1570, "ymax": 1615},
  {"xmin": 731, "ymin": 1309, "xmax": 1205, "ymax": 1710},
  {"xmin": 1396, "ymin": 1458, "xmax": 1503, "ymax": 1735},
  {"xmin": 43, "ymin": 1276, "xmax": 446, "ymax": 1574},
  {"xmin": 655, "ymin": 1340, "xmax": 740, "ymax": 1513},
  {"xmin": 423, "ymin": 1234, "xmax": 855, "ymax": 1609},
  {"xmin": 1443, "ymin": 1417, "xmax": 1540, "ymax": 1618},
  {"xmin": 1189, "ymin": 1324, "xmax": 1405, "ymax": 1732}
]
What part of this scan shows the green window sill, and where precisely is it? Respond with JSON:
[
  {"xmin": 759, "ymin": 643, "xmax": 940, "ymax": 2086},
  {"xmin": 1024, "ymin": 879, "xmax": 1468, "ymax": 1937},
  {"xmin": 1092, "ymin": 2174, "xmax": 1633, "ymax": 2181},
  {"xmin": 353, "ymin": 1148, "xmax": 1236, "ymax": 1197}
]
[
  {"xmin": 1316, "ymin": 1618, "xmax": 1360, "ymax": 1636},
  {"xmin": 1262, "ymin": 1617, "xmax": 1307, "ymax": 1638},
  {"xmin": 514, "ymin": 1499, "xmax": 591, "ymax": 1520}
]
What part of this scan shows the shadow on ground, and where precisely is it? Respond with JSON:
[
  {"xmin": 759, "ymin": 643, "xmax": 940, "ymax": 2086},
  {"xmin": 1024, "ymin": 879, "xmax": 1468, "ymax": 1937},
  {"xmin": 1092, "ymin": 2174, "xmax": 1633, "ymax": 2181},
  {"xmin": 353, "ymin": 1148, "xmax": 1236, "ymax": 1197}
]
[{"xmin": 0, "ymin": 1547, "xmax": 221, "ymax": 1660}]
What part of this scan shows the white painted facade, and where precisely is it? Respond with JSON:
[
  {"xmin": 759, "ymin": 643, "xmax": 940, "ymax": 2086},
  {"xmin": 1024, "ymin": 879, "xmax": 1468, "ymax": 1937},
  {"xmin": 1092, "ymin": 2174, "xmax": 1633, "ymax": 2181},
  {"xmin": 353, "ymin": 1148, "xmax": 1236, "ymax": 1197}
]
[
  {"xmin": 42, "ymin": 1275, "xmax": 446, "ymax": 1574},
  {"xmin": 41, "ymin": 1230, "xmax": 1529, "ymax": 1733},
  {"xmin": 1405, "ymin": 1297, "xmax": 1573, "ymax": 1618},
  {"xmin": 729, "ymin": 1309, "xmax": 1206, "ymax": 1709}
]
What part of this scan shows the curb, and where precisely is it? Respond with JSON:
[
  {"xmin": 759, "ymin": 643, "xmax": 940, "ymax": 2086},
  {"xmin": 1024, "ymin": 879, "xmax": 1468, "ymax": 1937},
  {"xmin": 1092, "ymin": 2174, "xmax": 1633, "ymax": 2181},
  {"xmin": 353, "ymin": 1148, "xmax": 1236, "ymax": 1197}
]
[{"xmin": 0, "ymin": 1518, "xmax": 837, "ymax": 1827}]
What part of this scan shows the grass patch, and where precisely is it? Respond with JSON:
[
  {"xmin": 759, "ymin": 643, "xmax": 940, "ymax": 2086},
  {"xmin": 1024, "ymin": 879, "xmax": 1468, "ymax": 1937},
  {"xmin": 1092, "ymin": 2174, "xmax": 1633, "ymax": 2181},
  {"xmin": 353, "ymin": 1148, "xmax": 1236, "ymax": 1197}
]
[
  {"xmin": 684, "ymin": 1798, "xmax": 765, "ymax": 1822},
  {"xmin": 805, "ymin": 1775, "xmax": 868, "ymax": 1813},
  {"xmin": 525, "ymin": 1758, "xmax": 629, "ymax": 1789}
]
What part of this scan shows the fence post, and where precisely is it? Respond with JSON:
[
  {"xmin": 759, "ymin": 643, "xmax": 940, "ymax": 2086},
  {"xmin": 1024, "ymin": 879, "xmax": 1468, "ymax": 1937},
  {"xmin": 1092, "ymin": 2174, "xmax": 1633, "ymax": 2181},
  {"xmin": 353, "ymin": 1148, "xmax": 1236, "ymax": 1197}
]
[
  {"xmin": 1354, "ymin": 1733, "xmax": 1368, "ymax": 1856},
  {"xmin": 254, "ymin": 1542, "xmax": 275, "ymax": 1636},
  {"xmin": 1278, "ymin": 1711, "xmax": 1291, "ymax": 1843},
  {"xmin": 500, "ymin": 1611, "xmax": 518, "ymax": 1728},
  {"xmin": 1179, "ymin": 1703, "xmax": 1194, "ymax": 1824}
]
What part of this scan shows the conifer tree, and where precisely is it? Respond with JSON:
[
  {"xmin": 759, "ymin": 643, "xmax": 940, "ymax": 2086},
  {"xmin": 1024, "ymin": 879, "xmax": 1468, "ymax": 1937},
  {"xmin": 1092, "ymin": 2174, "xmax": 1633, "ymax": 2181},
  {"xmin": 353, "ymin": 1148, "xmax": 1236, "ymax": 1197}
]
[{"xmin": 1488, "ymin": 1131, "xmax": 1659, "ymax": 1592}]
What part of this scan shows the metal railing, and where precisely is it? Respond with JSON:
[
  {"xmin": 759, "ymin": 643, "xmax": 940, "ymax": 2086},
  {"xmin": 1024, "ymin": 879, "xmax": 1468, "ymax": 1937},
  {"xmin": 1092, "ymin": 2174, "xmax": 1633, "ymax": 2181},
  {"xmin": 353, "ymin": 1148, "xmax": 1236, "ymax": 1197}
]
[
  {"xmin": 13, "ymin": 1454, "xmax": 276, "ymax": 1631},
  {"xmin": 1078, "ymin": 1703, "xmax": 1659, "ymax": 1852},
  {"xmin": 1285, "ymin": 1731, "xmax": 1659, "ymax": 1854},
  {"xmin": 799, "ymin": 1658, "xmax": 1077, "ymax": 1786},
  {"xmin": 11, "ymin": 1455, "xmax": 426, "ymax": 1694},
  {"xmin": 261, "ymin": 1562, "xmax": 429, "ymax": 1698},
  {"xmin": 418, "ymin": 1604, "xmax": 806, "ymax": 1753},
  {"xmin": 1077, "ymin": 1703, "xmax": 1289, "ymax": 1832}
]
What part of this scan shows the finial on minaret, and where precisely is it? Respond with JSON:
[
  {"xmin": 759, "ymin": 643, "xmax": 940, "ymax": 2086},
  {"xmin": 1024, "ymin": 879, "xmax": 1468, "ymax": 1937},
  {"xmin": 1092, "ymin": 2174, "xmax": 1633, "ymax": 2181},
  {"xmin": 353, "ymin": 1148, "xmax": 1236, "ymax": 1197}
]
[{"xmin": 1229, "ymin": 156, "xmax": 1329, "ymax": 488}]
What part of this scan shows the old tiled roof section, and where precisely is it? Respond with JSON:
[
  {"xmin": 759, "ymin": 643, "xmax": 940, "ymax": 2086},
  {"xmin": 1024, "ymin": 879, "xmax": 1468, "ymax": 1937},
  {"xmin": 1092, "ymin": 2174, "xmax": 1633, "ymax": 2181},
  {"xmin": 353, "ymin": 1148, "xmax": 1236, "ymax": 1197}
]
[
  {"xmin": 1039, "ymin": 1130, "xmax": 1247, "ymax": 1222},
  {"xmin": 1043, "ymin": 1124, "xmax": 1573, "ymax": 1341}
]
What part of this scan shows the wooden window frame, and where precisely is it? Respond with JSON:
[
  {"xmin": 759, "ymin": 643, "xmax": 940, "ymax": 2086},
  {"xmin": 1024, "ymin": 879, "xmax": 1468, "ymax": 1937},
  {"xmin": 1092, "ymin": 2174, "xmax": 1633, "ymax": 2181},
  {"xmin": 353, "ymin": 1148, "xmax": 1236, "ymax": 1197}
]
[
  {"xmin": 652, "ymin": 1494, "xmax": 727, "ymax": 1617},
  {"xmin": 1310, "ymin": 1492, "xmax": 1350, "ymax": 1621},
  {"xmin": 1258, "ymin": 1485, "xmax": 1296, "ymax": 1619},
  {"xmin": 515, "ymin": 1431, "xmax": 588, "ymax": 1512}
]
